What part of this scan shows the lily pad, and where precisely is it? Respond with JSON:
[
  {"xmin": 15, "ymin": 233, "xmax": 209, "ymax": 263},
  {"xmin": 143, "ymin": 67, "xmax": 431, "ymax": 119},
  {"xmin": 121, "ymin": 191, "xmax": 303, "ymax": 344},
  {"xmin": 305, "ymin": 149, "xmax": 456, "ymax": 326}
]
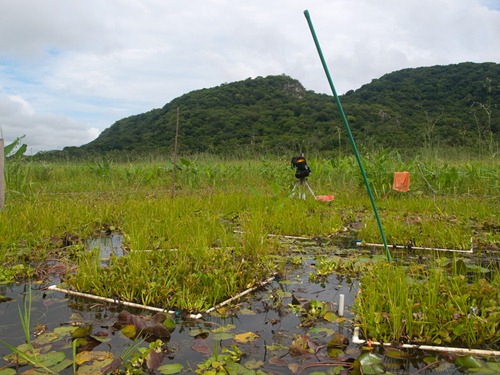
[
  {"xmin": 455, "ymin": 355, "xmax": 485, "ymax": 369},
  {"xmin": 384, "ymin": 347, "xmax": 411, "ymax": 359},
  {"xmin": 3, "ymin": 343, "xmax": 41, "ymax": 365},
  {"xmin": 212, "ymin": 324, "xmax": 236, "ymax": 333},
  {"xmin": 157, "ymin": 363, "xmax": 184, "ymax": 374},
  {"xmin": 357, "ymin": 352, "xmax": 385, "ymax": 374},
  {"xmin": 37, "ymin": 351, "xmax": 66, "ymax": 367},
  {"xmin": 323, "ymin": 311, "xmax": 339, "ymax": 322},
  {"xmin": 244, "ymin": 359, "xmax": 264, "ymax": 369},
  {"xmin": 212, "ymin": 332, "xmax": 234, "ymax": 341},
  {"xmin": 327, "ymin": 333, "xmax": 349, "ymax": 349},
  {"xmin": 0, "ymin": 369, "xmax": 17, "ymax": 375},
  {"xmin": 191, "ymin": 339, "xmax": 211, "ymax": 354},
  {"xmin": 189, "ymin": 328, "xmax": 210, "ymax": 338},
  {"xmin": 238, "ymin": 308, "xmax": 256, "ymax": 315},
  {"xmin": 120, "ymin": 324, "xmax": 137, "ymax": 339},
  {"xmin": 265, "ymin": 344, "xmax": 288, "ymax": 351},
  {"xmin": 72, "ymin": 324, "xmax": 93, "ymax": 339},
  {"xmin": 327, "ymin": 347, "xmax": 344, "ymax": 358},
  {"xmin": 163, "ymin": 317, "xmax": 176, "ymax": 330},
  {"xmin": 32, "ymin": 331, "xmax": 61, "ymax": 345},
  {"xmin": 234, "ymin": 332, "xmax": 260, "ymax": 343},
  {"xmin": 309, "ymin": 327, "xmax": 335, "ymax": 336},
  {"xmin": 76, "ymin": 358, "xmax": 117, "ymax": 375},
  {"xmin": 76, "ymin": 350, "xmax": 114, "ymax": 365},
  {"xmin": 49, "ymin": 358, "xmax": 73, "ymax": 373}
]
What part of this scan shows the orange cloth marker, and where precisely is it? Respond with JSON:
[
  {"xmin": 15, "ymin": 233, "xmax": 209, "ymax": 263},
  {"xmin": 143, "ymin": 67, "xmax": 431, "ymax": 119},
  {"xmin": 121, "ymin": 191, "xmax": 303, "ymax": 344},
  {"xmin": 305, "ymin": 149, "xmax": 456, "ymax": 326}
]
[{"xmin": 393, "ymin": 172, "xmax": 410, "ymax": 192}]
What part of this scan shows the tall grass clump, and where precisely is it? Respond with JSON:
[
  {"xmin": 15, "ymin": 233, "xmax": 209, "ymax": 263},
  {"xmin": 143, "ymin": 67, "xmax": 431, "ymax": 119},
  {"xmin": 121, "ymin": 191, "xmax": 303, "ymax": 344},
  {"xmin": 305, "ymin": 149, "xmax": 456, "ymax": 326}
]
[
  {"xmin": 354, "ymin": 257, "xmax": 500, "ymax": 349},
  {"xmin": 4, "ymin": 159, "xmax": 34, "ymax": 197}
]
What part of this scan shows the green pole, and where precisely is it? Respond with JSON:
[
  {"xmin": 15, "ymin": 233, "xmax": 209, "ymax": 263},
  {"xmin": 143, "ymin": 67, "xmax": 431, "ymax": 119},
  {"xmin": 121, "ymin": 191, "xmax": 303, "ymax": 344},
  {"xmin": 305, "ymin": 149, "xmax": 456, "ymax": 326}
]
[{"xmin": 304, "ymin": 10, "xmax": 392, "ymax": 262}]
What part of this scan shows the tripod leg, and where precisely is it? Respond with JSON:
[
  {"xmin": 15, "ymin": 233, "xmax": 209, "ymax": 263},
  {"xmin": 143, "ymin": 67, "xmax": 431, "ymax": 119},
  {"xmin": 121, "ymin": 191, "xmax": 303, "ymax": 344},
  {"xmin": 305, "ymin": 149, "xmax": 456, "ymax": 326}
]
[
  {"xmin": 304, "ymin": 180, "xmax": 316, "ymax": 199},
  {"xmin": 300, "ymin": 179, "xmax": 306, "ymax": 200},
  {"xmin": 290, "ymin": 180, "xmax": 301, "ymax": 198}
]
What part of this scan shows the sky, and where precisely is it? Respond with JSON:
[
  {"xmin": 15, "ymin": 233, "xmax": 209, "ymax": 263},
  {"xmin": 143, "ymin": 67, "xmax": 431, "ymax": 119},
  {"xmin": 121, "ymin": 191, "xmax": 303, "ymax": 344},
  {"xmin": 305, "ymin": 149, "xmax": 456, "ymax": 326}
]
[{"xmin": 1, "ymin": 0, "xmax": 499, "ymax": 154}]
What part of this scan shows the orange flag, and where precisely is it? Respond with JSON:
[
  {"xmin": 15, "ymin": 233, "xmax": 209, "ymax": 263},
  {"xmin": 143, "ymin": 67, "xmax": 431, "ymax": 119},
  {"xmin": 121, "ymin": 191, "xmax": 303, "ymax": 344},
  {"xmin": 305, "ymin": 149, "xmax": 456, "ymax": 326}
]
[{"xmin": 393, "ymin": 172, "xmax": 410, "ymax": 192}]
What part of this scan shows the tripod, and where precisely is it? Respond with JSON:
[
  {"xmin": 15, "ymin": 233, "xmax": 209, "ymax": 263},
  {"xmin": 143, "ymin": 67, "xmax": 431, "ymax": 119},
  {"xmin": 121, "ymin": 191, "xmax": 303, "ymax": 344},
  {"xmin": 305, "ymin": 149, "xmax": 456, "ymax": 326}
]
[{"xmin": 290, "ymin": 178, "xmax": 316, "ymax": 200}]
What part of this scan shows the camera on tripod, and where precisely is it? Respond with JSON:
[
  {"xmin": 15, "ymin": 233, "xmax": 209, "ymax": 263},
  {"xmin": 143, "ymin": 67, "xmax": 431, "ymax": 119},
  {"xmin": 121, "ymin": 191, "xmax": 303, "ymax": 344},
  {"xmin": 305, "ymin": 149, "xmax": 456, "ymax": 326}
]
[
  {"xmin": 290, "ymin": 154, "xmax": 334, "ymax": 202},
  {"xmin": 291, "ymin": 155, "xmax": 311, "ymax": 179}
]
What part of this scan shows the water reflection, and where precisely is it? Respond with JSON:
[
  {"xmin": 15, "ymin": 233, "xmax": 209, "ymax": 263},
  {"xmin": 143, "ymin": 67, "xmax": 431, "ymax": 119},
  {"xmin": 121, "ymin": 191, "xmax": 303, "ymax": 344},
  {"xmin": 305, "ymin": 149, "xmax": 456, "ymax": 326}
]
[{"xmin": 86, "ymin": 234, "xmax": 125, "ymax": 266}]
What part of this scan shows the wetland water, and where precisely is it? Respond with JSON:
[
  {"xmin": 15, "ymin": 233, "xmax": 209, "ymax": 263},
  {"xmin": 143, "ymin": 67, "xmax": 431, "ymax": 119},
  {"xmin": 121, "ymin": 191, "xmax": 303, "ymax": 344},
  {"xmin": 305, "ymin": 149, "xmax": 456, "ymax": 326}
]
[{"xmin": 1, "ymin": 241, "xmax": 498, "ymax": 374}]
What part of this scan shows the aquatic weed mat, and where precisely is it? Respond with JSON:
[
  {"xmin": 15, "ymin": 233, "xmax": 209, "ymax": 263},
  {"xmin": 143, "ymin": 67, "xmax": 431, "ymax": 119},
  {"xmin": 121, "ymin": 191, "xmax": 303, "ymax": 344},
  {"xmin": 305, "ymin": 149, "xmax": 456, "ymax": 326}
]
[
  {"xmin": 353, "ymin": 250, "xmax": 500, "ymax": 353},
  {"xmin": 4, "ymin": 244, "xmax": 499, "ymax": 374},
  {"xmin": 175, "ymin": 244, "xmax": 500, "ymax": 374},
  {"xmin": 58, "ymin": 228, "xmax": 278, "ymax": 314},
  {"xmin": 1, "ymin": 251, "xmax": 361, "ymax": 374}
]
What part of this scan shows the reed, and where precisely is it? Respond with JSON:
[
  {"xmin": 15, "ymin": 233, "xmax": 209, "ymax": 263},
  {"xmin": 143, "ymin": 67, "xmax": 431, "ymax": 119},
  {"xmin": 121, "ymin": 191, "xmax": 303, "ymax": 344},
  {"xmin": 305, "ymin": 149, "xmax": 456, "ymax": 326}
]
[{"xmin": 0, "ymin": 286, "xmax": 60, "ymax": 374}]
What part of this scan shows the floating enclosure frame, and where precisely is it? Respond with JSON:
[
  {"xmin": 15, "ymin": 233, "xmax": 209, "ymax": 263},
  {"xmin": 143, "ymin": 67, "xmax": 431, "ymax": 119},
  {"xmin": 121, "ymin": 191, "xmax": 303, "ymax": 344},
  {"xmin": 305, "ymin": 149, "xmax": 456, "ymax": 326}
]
[
  {"xmin": 356, "ymin": 237, "xmax": 475, "ymax": 253},
  {"xmin": 352, "ymin": 327, "xmax": 500, "ymax": 357},
  {"xmin": 48, "ymin": 274, "xmax": 276, "ymax": 319}
]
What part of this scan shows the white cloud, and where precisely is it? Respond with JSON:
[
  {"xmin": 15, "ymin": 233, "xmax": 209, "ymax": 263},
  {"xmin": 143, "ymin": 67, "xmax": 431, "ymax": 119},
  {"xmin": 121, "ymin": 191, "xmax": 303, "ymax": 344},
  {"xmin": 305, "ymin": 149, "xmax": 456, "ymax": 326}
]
[
  {"xmin": 0, "ymin": 0, "xmax": 499, "ymax": 153},
  {"xmin": 0, "ymin": 94, "xmax": 98, "ymax": 154}
]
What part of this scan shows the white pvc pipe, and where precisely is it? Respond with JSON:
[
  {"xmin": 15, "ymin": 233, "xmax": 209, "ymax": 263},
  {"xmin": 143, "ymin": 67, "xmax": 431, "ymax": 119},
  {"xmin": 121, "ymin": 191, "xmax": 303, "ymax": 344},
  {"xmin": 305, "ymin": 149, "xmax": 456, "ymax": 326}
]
[
  {"xmin": 356, "ymin": 239, "xmax": 474, "ymax": 254},
  {"xmin": 338, "ymin": 294, "xmax": 345, "ymax": 317},
  {"xmin": 352, "ymin": 327, "xmax": 500, "ymax": 357},
  {"xmin": 236, "ymin": 231, "xmax": 312, "ymax": 241},
  {"xmin": 205, "ymin": 275, "xmax": 276, "ymax": 314},
  {"xmin": 265, "ymin": 233, "xmax": 474, "ymax": 254},
  {"xmin": 48, "ymin": 285, "xmax": 203, "ymax": 320},
  {"xmin": 49, "ymin": 274, "xmax": 277, "ymax": 319},
  {"xmin": 267, "ymin": 234, "xmax": 313, "ymax": 240}
]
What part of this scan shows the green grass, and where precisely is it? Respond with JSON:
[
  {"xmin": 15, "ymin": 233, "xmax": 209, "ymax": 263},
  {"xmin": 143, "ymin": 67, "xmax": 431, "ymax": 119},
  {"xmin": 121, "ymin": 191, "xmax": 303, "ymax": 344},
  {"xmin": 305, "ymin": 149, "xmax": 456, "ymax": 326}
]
[
  {"xmin": 1, "ymin": 150, "xmax": 498, "ymax": 316},
  {"xmin": 354, "ymin": 257, "xmax": 500, "ymax": 348}
]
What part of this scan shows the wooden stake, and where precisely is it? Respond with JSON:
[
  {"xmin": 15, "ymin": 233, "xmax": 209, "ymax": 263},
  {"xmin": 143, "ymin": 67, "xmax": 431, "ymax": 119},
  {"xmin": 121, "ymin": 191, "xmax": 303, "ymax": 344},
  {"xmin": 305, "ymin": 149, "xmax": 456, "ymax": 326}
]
[
  {"xmin": 171, "ymin": 107, "xmax": 180, "ymax": 198},
  {"xmin": 0, "ymin": 138, "xmax": 4, "ymax": 210}
]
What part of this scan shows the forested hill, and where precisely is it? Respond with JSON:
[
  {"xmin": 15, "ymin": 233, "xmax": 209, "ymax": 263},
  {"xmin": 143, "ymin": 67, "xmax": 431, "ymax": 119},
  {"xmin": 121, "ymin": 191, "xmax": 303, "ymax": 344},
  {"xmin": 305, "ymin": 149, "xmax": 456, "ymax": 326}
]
[{"xmin": 64, "ymin": 62, "xmax": 499, "ymax": 156}]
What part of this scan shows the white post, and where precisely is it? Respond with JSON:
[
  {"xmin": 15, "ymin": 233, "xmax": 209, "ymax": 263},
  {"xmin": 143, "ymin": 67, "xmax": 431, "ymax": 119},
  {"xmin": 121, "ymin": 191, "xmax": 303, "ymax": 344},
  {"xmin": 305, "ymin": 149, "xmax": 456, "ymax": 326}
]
[
  {"xmin": 0, "ymin": 138, "xmax": 4, "ymax": 210},
  {"xmin": 338, "ymin": 294, "xmax": 345, "ymax": 317}
]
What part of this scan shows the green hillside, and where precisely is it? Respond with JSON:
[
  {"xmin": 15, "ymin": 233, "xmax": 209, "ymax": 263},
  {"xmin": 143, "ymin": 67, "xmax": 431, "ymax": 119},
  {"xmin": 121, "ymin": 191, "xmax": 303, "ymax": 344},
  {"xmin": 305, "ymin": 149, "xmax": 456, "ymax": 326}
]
[
  {"xmin": 342, "ymin": 62, "xmax": 499, "ymax": 149},
  {"xmin": 63, "ymin": 62, "xmax": 499, "ymax": 156}
]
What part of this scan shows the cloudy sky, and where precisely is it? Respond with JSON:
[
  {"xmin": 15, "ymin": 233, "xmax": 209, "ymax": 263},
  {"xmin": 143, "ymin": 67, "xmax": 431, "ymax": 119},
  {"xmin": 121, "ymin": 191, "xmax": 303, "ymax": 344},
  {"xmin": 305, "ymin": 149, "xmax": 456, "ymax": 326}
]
[{"xmin": 1, "ymin": 0, "xmax": 499, "ymax": 154}]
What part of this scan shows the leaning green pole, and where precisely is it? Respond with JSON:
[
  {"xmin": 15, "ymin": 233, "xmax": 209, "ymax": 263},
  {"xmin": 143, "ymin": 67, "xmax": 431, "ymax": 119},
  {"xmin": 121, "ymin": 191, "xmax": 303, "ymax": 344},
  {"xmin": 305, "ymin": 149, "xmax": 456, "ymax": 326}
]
[{"xmin": 304, "ymin": 10, "xmax": 392, "ymax": 262}]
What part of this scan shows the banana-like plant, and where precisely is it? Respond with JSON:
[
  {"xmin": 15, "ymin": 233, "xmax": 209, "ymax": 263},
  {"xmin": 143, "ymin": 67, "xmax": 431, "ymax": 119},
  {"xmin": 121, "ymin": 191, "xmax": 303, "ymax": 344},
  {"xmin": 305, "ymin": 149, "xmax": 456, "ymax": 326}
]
[{"xmin": 3, "ymin": 135, "xmax": 27, "ymax": 158}]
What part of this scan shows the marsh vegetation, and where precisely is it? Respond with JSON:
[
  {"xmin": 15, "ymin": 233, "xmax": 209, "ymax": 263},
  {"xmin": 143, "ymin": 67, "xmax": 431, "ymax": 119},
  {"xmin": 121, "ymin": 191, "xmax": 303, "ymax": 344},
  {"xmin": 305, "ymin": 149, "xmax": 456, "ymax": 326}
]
[{"xmin": 0, "ymin": 148, "xmax": 499, "ymax": 373}]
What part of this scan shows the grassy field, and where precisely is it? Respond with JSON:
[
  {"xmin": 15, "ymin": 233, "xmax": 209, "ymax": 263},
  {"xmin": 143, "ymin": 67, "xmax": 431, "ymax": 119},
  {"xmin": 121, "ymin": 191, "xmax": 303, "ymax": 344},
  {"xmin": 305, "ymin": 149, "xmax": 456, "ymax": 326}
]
[{"xmin": 1, "ymin": 149, "xmax": 498, "ymax": 319}]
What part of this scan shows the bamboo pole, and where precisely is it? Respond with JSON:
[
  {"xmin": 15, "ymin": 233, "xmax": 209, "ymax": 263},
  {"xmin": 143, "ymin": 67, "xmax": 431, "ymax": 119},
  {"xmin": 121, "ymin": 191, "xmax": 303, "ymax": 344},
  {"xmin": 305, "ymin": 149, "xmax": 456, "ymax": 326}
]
[{"xmin": 0, "ymin": 138, "xmax": 4, "ymax": 210}]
